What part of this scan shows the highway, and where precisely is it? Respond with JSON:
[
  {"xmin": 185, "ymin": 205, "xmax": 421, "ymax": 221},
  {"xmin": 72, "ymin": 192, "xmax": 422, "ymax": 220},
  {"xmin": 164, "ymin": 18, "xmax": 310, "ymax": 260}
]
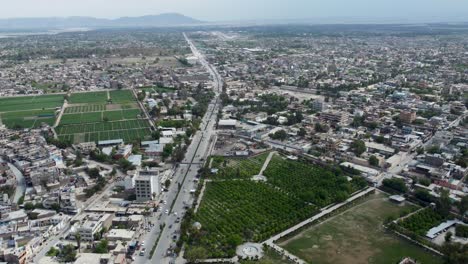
[{"xmin": 134, "ymin": 33, "xmax": 222, "ymax": 264}]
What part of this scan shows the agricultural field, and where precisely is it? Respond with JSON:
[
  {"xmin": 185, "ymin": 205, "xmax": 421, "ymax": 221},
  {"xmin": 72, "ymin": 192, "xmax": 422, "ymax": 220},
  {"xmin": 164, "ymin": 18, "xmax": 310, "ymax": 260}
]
[
  {"xmin": 210, "ymin": 152, "xmax": 270, "ymax": 179},
  {"xmin": 189, "ymin": 153, "xmax": 367, "ymax": 258},
  {"xmin": 68, "ymin": 91, "xmax": 108, "ymax": 104},
  {"xmin": 57, "ymin": 90, "xmax": 151, "ymax": 143},
  {"xmin": 263, "ymin": 155, "xmax": 367, "ymax": 207},
  {"xmin": 0, "ymin": 94, "xmax": 64, "ymax": 129},
  {"xmin": 57, "ymin": 119, "xmax": 151, "ymax": 143},
  {"xmin": 279, "ymin": 192, "xmax": 442, "ymax": 264},
  {"xmin": 109, "ymin": 90, "xmax": 135, "ymax": 103},
  {"xmin": 192, "ymin": 180, "xmax": 317, "ymax": 258}
]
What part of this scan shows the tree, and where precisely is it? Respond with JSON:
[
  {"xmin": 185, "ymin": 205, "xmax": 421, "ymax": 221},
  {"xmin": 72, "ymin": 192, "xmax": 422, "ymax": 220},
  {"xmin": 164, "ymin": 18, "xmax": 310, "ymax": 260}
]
[
  {"xmin": 75, "ymin": 233, "xmax": 81, "ymax": 252},
  {"xmin": 59, "ymin": 244, "xmax": 77, "ymax": 262},
  {"xmin": 382, "ymin": 178, "xmax": 407, "ymax": 193},
  {"xmin": 269, "ymin": 130, "xmax": 287, "ymax": 141},
  {"xmin": 94, "ymin": 239, "xmax": 109, "ymax": 253},
  {"xmin": 445, "ymin": 231, "xmax": 453, "ymax": 242},
  {"xmin": 458, "ymin": 195, "xmax": 468, "ymax": 219},
  {"xmin": 436, "ymin": 189, "xmax": 451, "ymax": 217},
  {"xmin": 351, "ymin": 139, "xmax": 366, "ymax": 156},
  {"xmin": 185, "ymin": 246, "xmax": 207, "ymax": 263},
  {"xmin": 298, "ymin": 128, "xmax": 307, "ymax": 137},
  {"xmin": 368, "ymin": 155, "xmax": 379, "ymax": 167},
  {"xmin": 164, "ymin": 179, "xmax": 171, "ymax": 189}
]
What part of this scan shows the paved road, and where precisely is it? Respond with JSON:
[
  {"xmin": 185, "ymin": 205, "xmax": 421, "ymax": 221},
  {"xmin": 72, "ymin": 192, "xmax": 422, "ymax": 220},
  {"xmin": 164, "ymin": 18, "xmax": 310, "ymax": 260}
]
[
  {"xmin": 138, "ymin": 32, "xmax": 222, "ymax": 264},
  {"xmin": 0, "ymin": 159, "xmax": 25, "ymax": 204}
]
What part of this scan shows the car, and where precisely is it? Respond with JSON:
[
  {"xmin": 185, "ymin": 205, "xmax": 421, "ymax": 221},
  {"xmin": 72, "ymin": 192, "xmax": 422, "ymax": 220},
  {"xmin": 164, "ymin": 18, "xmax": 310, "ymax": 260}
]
[
  {"xmin": 165, "ymin": 209, "xmax": 169, "ymax": 214},
  {"xmin": 141, "ymin": 242, "xmax": 145, "ymax": 247},
  {"xmin": 169, "ymin": 225, "xmax": 173, "ymax": 228}
]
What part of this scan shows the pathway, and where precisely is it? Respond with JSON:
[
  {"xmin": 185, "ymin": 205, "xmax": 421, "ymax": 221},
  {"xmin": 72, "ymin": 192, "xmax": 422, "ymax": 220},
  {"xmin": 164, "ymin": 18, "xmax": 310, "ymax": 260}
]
[
  {"xmin": 53, "ymin": 100, "xmax": 68, "ymax": 127},
  {"xmin": 258, "ymin": 151, "xmax": 275, "ymax": 176},
  {"xmin": 261, "ymin": 187, "xmax": 376, "ymax": 264},
  {"xmin": 3, "ymin": 160, "xmax": 26, "ymax": 204}
]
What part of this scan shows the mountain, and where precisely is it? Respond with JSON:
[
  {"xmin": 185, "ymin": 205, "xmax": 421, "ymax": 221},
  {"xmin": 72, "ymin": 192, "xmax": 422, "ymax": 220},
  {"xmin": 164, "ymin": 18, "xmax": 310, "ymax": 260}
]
[{"xmin": 0, "ymin": 13, "xmax": 202, "ymax": 30}]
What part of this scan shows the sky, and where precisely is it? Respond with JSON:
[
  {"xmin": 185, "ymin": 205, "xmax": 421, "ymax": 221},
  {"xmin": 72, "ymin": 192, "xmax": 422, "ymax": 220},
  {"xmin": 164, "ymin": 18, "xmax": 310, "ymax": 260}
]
[{"xmin": 0, "ymin": 0, "xmax": 467, "ymax": 22}]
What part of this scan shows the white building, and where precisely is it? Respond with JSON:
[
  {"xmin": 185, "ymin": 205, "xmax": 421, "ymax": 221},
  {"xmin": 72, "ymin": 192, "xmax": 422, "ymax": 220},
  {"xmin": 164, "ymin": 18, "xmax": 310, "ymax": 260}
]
[{"xmin": 135, "ymin": 167, "xmax": 160, "ymax": 202}]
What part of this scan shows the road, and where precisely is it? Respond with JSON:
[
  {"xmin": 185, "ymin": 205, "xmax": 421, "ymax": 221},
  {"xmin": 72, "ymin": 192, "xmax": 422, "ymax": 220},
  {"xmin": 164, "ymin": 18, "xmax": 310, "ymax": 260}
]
[{"xmin": 136, "ymin": 33, "xmax": 222, "ymax": 264}]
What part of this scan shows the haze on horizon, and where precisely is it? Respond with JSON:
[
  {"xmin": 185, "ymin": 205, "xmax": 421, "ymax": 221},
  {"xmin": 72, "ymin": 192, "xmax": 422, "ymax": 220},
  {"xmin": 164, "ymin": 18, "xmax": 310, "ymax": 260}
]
[{"xmin": 0, "ymin": 0, "xmax": 467, "ymax": 23}]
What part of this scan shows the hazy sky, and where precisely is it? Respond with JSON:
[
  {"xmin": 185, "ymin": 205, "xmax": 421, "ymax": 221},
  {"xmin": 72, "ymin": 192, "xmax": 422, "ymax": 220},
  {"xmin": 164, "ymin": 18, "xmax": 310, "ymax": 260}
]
[{"xmin": 1, "ymin": 0, "xmax": 467, "ymax": 22}]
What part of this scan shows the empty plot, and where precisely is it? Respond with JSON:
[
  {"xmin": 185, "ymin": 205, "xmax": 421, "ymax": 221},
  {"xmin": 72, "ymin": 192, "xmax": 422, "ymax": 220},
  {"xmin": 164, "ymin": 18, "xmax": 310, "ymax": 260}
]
[{"xmin": 279, "ymin": 192, "xmax": 441, "ymax": 264}]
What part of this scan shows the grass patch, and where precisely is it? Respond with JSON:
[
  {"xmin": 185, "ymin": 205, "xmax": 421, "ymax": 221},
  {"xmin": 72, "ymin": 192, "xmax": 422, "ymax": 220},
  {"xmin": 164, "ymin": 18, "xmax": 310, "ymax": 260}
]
[
  {"xmin": 0, "ymin": 94, "xmax": 63, "ymax": 112},
  {"xmin": 279, "ymin": 192, "xmax": 442, "ymax": 264},
  {"xmin": 210, "ymin": 152, "xmax": 269, "ymax": 179},
  {"xmin": 109, "ymin": 90, "xmax": 135, "ymax": 103}
]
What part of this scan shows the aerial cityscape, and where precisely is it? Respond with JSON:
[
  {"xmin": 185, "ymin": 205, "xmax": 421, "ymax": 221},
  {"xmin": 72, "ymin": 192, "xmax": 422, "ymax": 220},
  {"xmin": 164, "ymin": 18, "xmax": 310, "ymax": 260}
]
[{"xmin": 0, "ymin": 1, "xmax": 467, "ymax": 264}]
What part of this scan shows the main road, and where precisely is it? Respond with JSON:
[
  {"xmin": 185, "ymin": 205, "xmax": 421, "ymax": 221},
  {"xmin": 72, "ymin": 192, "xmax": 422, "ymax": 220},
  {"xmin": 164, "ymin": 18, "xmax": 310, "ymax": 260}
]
[{"xmin": 134, "ymin": 33, "xmax": 222, "ymax": 264}]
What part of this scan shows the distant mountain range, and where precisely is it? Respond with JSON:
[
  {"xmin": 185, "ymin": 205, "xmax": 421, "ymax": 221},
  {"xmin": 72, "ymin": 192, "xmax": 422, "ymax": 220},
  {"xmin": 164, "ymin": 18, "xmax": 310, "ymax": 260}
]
[{"xmin": 0, "ymin": 13, "xmax": 202, "ymax": 30}]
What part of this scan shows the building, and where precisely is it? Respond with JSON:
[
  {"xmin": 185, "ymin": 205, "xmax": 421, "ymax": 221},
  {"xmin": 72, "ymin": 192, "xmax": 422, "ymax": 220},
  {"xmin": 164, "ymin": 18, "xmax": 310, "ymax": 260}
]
[
  {"xmin": 218, "ymin": 119, "xmax": 237, "ymax": 129},
  {"xmin": 135, "ymin": 167, "xmax": 159, "ymax": 202},
  {"xmin": 76, "ymin": 213, "xmax": 113, "ymax": 241},
  {"xmin": 74, "ymin": 142, "xmax": 96, "ymax": 154},
  {"xmin": 311, "ymin": 98, "xmax": 327, "ymax": 112},
  {"xmin": 97, "ymin": 139, "xmax": 123, "ymax": 148},
  {"xmin": 399, "ymin": 111, "xmax": 416, "ymax": 123},
  {"xmin": 113, "ymin": 145, "xmax": 132, "ymax": 160},
  {"xmin": 320, "ymin": 110, "xmax": 350, "ymax": 126}
]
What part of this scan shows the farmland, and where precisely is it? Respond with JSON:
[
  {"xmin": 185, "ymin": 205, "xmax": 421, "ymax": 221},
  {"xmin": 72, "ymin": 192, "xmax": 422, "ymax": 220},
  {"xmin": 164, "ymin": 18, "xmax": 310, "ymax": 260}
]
[
  {"xmin": 57, "ymin": 90, "xmax": 152, "ymax": 143},
  {"xmin": 279, "ymin": 192, "xmax": 441, "ymax": 264},
  {"xmin": 0, "ymin": 94, "xmax": 64, "ymax": 129},
  {"xmin": 68, "ymin": 91, "xmax": 108, "ymax": 104},
  {"xmin": 188, "ymin": 153, "xmax": 367, "ymax": 258},
  {"xmin": 263, "ymin": 155, "xmax": 367, "ymax": 207},
  {"xmin": 192, "ymin": 180, "xmax": 317, "ymax": 258}
]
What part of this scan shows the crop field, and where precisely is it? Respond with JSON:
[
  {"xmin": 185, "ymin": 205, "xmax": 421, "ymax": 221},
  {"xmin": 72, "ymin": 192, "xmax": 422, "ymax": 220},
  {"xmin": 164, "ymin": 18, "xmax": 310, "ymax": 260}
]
[
  {"xmin": 263, "ymin": 155, "xmax": 367, "ymax": 207},
  {"xmin": 193, "ymin": 180, "xmax": 317, "ymax": 258},
  {"xmin": 109, "ymin": 90, "xmax": 135, "ymax": 103},
  {"xmin": 279, "ymin": 192, "xmax": 441, "ymax": 264},
  {"xmin": 64, "ymin": 104, "xmax": 106, "ymax": 113},
  {"xmin": 0, "ymin": 94, "xmax": 64, "ymax": 112},
  {"xmin": 0, "ymin": 94, "xmax": 63, "ymax": 129},
  {"xmin": 189, "ymin": 153, "xmax": 367, "ymax": 258},
  {"xmin": 57, "ymin": 90, "xmax": 149, "ymax": 143},
  {"xmin": 60, "ymin": 109, "xmax": 142, "ymax": 125},
  {"xmin": 57, "ymin": 119, "xmax": 151, "ymax": 143},
  {"xmin": 68, "ymin": 91, "xmax": 108, "ymax": 104},
  {"xmin": 210, "ymin": 152, "xmax": 270, "ymax": 179}
]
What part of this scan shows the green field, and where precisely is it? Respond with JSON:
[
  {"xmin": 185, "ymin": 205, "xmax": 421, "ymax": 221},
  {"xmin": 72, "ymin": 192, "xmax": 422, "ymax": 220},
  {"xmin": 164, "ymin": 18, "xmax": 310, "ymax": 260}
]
[
  {"xmin": 279, "ymin": 192, "xmax": 442, "ymax": 264},
  {"xmin": 64, "ymin": 104, "xmax": 106, "ymax": 113},
  {"xmin": 69, "ymin": 91, "xmax": 108, "ymax": 104},
  {"xmin": 210, "ymin": 152, "xmax": 270, "ymax": 179},
  {"xmin": 57, "ymin": 119, "xmax": 151, "ymax": 143},
  {"xmin": 0, "ymin": 94, "xmax": 63, "ymax": 129},
  {"xmin": 60, "ymin": 109, "xmax": 142, "ymax": 125},
  {"xmin": 109, "ymin": 90, "xmax": 135, "ymax": 103},
  {"xmin": 188, "ymin": 153, "xmax": 367, "ymax": 259},
  {"xmin": 193, "ymin": 180, "xmax": 317, "ymax": 258},
  {"xmin": 57, "ymin": 90, "xmax": 149, "ymax": 143},
  {"xmin": 264, "ymin": 155, "xmax": 366, "ymax": 207}
]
